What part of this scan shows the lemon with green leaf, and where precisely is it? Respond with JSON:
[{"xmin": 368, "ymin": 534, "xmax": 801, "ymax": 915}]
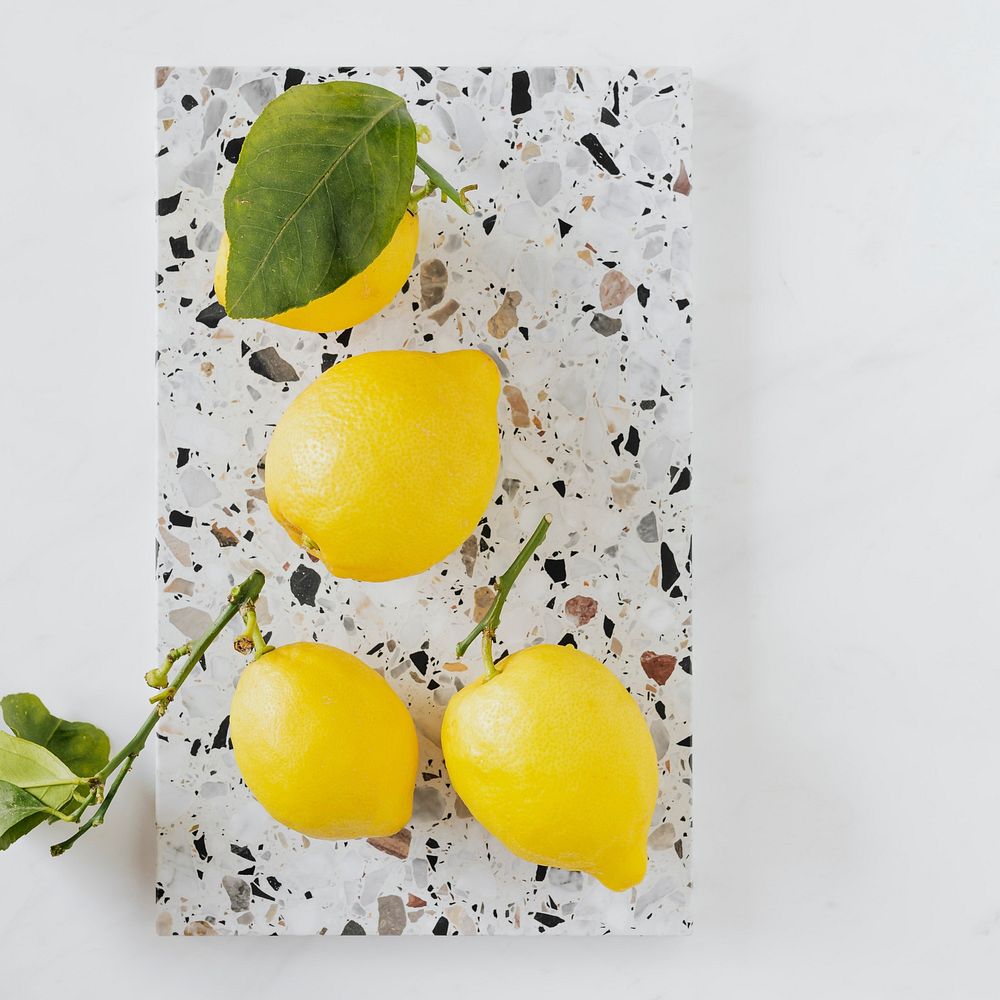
[{"xmin": 214, "ymin": 210, "xmax": 418, "ymax": 333}]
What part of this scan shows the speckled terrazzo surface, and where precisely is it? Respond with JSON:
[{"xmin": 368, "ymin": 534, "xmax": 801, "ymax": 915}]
[{"xmin": 155, "ymin": 65, "xmax": 693, "ymax": 936}]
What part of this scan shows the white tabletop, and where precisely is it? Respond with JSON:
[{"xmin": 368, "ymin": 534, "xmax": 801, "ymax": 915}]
[{"xmin": 1, "ymin": 1, "xmax": 998, "ymax": 996}]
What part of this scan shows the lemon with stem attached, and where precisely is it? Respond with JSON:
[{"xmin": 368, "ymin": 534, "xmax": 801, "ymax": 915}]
[
  {"xmin": 230, "ymin": 642, "xmax": 418, "ymax": 839},
  {"xmin": 214, "ymin": 210, "xmax": 419, "ymax": 333},
  {"xmin": 441, "ymin": 516, "xmax": 659, "ymax": 891}
]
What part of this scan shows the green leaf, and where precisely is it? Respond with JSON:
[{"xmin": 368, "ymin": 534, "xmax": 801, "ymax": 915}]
[
  {"xmin": 2, "ymin": 693, "xmax": 110, "ymax": 777},
  {"xmin": 0, "ymin": 780, "xmax": 51, "ymax": 851},
  {"xmin": 0, "ymin": 730, "xmax": 82, "ymax": 811},
  {"xmin": 223, "ymin": 81, "xmax": 417, "ymax": 319}
]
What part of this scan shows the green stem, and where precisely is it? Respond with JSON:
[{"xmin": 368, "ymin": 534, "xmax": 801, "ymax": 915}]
[
  {"xmin": 415, "ymin": 155, "xmax": 475, "ymax": 213},
  {"xmin": 456, "ymin": 514, "xmax": 553, "ymax": 680},
  {"xmin": 50, "ymin": 570, "xmax": 267, "ymax": 856},
  {"xmin": 239, "ymin": 600, "xmax": 274, "ymax": 660},
  {"xmin": 51, "ymin": 754, "xmax": 135, "ymax": 856},
  {"xmin": 145, "ymin": 643, "xmax": 191, "ymax": 690}
]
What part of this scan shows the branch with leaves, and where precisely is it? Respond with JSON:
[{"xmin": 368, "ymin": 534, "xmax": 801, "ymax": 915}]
[{"xmin": 0, "ymin": 571, "xmax": 270, "ymax": 855}]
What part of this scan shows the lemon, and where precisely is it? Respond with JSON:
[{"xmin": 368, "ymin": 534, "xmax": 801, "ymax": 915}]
[
  {"xmin": 230, "ymin": 643, "xmax": 418, "ymax": 839},
  {"xmin": 214, "ymin": 210, "xmax": 419, "ymax": 332},
  {"xmin": 264, "ymin": 349, "xmax": 501, "ymax": 582},
  {"xmin": 441, "ymin": 643, "xmax": 658, "ymax": 891}
]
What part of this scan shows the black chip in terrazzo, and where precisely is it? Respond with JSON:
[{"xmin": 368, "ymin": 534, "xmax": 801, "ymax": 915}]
[
  {"xmin": 543, "ymin": 558, "xmax": 566, "ymax": 583},
  {"xmin": 510, "ymin": 70, "xmax": 531, "ymax": 115},
  {"xmin": 289, "ymin": 564, "xmax": 321, "ymax": 606},
  {"xmin": 660, "ymin": 542, "xmax": 681, "ymax": 591},
  {"xmin": 157, "ymin": 192, "xmax": 181, "ymax": 216},
  {"xmin": 284, "ymin": 68, "xmax": 305, "ymax": 90},
  {"xmin": 193, "ymin": 833, "xmax": 209, "ymax": 861},
  {"xmin": 251, "ymin": 880, "xmax": 275, "ymax": 900},
  {"xmin": 580, "ymin": 133, "xmax": 620, "ymax": 175},
  {"xmin": 211, "ymin": 715, "xmax": 230, "ymax": 751},
  {"xmin": 169, "ymin": 235, "xmax": 194, "ymax": 259},
  {"xmin": 623, "ymin": 426, "xmax": 640, "ymax": 456},
  {"xmin": 669, "ymin": 467, "xmax": 691, "ymax": 494},
  {"xmin": 223, "ymin": 136, "xmax": 244, "ymax": 164}
]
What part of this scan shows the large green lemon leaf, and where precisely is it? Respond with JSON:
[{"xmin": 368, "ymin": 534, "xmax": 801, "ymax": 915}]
[
  {"xmin": 223, "ymin": 81, "xmax": 417, "ymax": 319},
  {"xmin": 0, "ymin": 730, "xmax": 81, "ymax": 810},
  {"xmin": 2, "ymin": 693, "xmax": 110, "ymax": 777},
  {"xmin": 0, "ymin": 780, "xmax": 50, "ymax": 851}
]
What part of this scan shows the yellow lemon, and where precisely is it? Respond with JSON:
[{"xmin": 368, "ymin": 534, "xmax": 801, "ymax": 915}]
[
  {"xmin": 230, "ymin": 643, "xmax": 418, "ymax": 839},
  {"xmin": 214, "ymin": 210, "xmax": 419, "ymax": 332},
  {"xmin": 441, "ymin": 643, "xmax": 658, "ymax": 891},
  {"xmin": 264, "ymin": 349, "xmax": 501, "ymax": 582}
]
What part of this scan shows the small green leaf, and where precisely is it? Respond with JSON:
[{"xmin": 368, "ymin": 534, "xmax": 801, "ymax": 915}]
[
  {"xmin": 223, "ymin": 81, "xmax": 417, "ymax": 319},
  {"xmin": 0, "ymin": 730, "xmax": 82, "ymax": 810},
  {"xmin": 0, "ymin": 779, "xmax": 52, "ymax": 850},
  {"xmin": 2, "ymin": 693, "xmax": 110, "ymax": 777}
]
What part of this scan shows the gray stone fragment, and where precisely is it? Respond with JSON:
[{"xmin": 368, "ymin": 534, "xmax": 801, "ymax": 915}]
[
  {"xmin": 180, "ymin": 148, "xmax": 216, "ymax": 196},
  {"xmin": 377, "ymin": 895, "xmax": 406, "ymax": 935},
  {"xmin": 195, "ymin": 221, "xmax": 221, "ymax": 253},
  {"xmin": 412, "ymin": 785, "xmax": 445, "ymax": 823},
  {"xmin": 637, "ymin": 511, "xmax": 659, "ymax": 542},
  {"xmin": 420, "ymin": 259, "xmax": 448, "ymax": 309},
  {"xmin": 239, "ymin": 77, "xmax": 277, "ymax": 115},
  {"xmin": 249, "ymin": 347, "xmax": 299, "ymax": 382},
  {"xmin": 341, "ymin": 919, "xmax": 366, "ymax": 935},
  {"xmin": 589, "ymin": 313, "xmax": 622, "ymax": 337},
  {"xmin": 168, "ymin": 607, "xmax": 214, "ymax": 640},
  {"xmin": 650, "ymin": 720, "xmax": 671, "ymax": 760},
  {"xmin": 179, "ymin": 466, "xmax": 220, "ymax": 508},
  {"xmin": 222, "ymin": 875, "xmax": 251, "ymax": 912},
  {"xmin": 525, "ymin": 161, "xmax": 562, "ymax": 206},
  {"xmin": 201, "ymin": 96, "xmax": 228, "ymax": 149},
  {"xmin": 205, "ymin": 66, "xmax": 234, "ymax": 89},
  {"xmin": 648, "ymin": 821, "xmax": 676, "ymax": 851},
  {"xmin": 530, "ymin": 67, "xmax": 556, "ymax": 97}
]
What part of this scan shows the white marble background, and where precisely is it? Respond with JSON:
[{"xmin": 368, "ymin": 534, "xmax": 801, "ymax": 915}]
[{"xmin": 1, "ymin": 0, "xmax": 998, "ymax": 995}]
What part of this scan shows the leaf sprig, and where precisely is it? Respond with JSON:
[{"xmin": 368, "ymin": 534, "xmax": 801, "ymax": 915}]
[{"xmin": 0, "ymin": 571, "xmax": 270, "ymax": 855}]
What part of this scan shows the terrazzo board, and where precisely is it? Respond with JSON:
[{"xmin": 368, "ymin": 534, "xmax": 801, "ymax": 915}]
[{"xmin": 155, "ymin": 65, "xmax": 693, "ymax": 936}]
